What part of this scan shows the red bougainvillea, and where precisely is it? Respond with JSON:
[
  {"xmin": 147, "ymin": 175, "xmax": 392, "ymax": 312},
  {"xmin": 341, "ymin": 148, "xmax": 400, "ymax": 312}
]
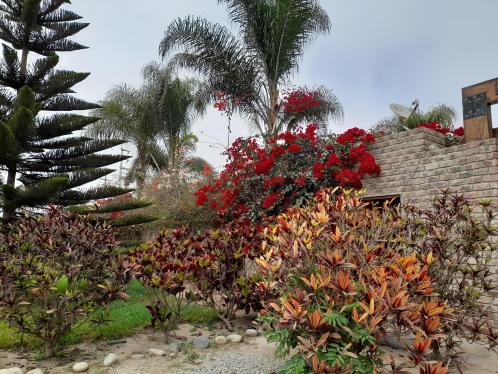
[
  {"xmin": 195, "ymin": 124, "xmax": 380, "ymax": 221},
  {"xmin": 416, "ymin": 122, "xmax": 464, "ymax": 138},
  {"xmin": 282, "ymin": 90, "xmax": 321, "ymax": 114}
]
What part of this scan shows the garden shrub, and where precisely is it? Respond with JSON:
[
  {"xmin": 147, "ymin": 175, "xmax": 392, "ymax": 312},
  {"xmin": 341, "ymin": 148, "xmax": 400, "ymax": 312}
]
[
  {"xmin": 0, "ymin": 207, "xmax": 130, "ymax": 357},
  {"xmin": 403, "ymin": 191, "xmax": 498, "ymax": 363},
  {"xmin": 195, "ymin": 124, "xmax": 380, "ymax": 222},
  {"xmin": 129, "ymin": 218, "xmax": 263, "ymax": 330},
  {"xmin": 255, "ymin": 189, "xmax": 451, "ymax": 373}
]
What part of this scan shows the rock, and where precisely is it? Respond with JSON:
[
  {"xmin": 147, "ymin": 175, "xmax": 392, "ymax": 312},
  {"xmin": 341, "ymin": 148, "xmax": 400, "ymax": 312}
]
[
  {"xmin": 168, "ymin": 342, "xmax": 181, "ymax": 353},
  {"xmin": 214, "ymin": 336, "xmax": 227, "ymax": 345},
  {"xmin": 245, "ymin": 328, "xmax": 258, "ymax": 337},
  {"xmin": 130, "ymin": 354, "xmax": 145, "ymax": 360},
  {"xmin": 27, "ymin": 370, "xmax": 44, "ymax": 374},
  {"xmin": 192, "ymin": 336, "xmax": 210, "ymax": 349},
  {"xmin": 72, "ymin": 362, "xmax": 89, "ymax": 372},
  {"xmin": 227, "ymin": 334, "xmax": 242, "ymax": 343},
  {"xmin": 149, "ymin": 348, "xmax": 166, "ymax": 356},
  {"xmin": 103, "ymin": 353, "xmax": 118, "ymax": 367},
  {"xmin": 0, "ymin": 369, "xmax": 24, "ymax": 374},
  {"xmin": 169, "ymin": 353, "xmax": 177, "ymax": 358}
]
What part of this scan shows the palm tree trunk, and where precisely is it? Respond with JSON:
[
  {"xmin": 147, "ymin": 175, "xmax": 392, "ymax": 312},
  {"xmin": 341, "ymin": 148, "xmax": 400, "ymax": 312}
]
[
  {"xmin": 267, "ymin": 85, "xmax": 279, "ymax": 137},
  {"xmin": 168, "ymin": 138, "xmax": 177, "ymax": 172}
]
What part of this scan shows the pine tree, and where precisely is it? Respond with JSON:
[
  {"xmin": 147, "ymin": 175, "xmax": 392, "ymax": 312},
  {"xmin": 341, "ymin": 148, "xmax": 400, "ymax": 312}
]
[{"xmin": 0, "ymin": 0, "xmax": 133, "ymax": 223}]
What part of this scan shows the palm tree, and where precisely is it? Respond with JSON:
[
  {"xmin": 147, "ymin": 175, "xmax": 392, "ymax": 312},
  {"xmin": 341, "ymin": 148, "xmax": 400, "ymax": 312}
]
[
  {"xmin": 160, "ymin": 0, "xmax": 342, "ymax": 138},
  {"xmin": 88, "ymin": 63, "xmax": 206, "ymax": 187},
  {"xmin": 143, "ymin": 63, "xmax": 206, "ymax": 170},
  {"xmin": 87, "ymin": 83, "xmax": 166, "ymax": 187}
]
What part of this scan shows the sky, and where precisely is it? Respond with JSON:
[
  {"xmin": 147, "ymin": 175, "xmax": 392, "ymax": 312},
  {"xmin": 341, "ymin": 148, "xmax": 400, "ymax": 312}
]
[{"xmin": 59, "ymin": 0, "xmax": 498, "ymax": 178}]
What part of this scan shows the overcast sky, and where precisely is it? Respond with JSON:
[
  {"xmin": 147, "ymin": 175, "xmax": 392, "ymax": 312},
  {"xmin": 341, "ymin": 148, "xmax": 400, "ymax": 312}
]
[{"xmin": 59, "ymin": 0, "xmax": 498, "ymax": 175}]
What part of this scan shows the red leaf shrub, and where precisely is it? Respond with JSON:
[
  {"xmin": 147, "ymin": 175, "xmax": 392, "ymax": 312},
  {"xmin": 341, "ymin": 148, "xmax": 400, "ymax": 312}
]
[
  {"xmin": 129, "ymin": 218, "xmax": 264, "ymax": 329},
  {"xmin": 195, "ymin": 124, "xmax": 380, "ymax": 222},
  {"xmin": 0, "ymin": 207, "xmax": 129, "ymax": 357}
]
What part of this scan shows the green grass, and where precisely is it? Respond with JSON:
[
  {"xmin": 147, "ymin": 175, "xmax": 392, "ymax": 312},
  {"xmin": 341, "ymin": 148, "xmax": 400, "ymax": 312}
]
[{"xmin": 0, "ymin": 280, "xmax": 219, "ymax": 351}]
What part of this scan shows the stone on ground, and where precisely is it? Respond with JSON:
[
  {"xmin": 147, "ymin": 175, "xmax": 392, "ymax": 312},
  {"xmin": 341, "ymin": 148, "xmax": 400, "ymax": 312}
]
[
  {"xmin": 72, "ymin": 362, "xmax": 89, "ymax": 372},
  {"xmin": 192, "ymin": 336, "xmax": 210, "ymax": 349},
  {"xmin": 245, "ymin": 329, "xmax": 258, "ymax": 337},
  {"xmin": 27, "ymin": 370, "xmax": 44, "ymax": 374},
  {"xmin": 214, "ymin": 336, "xmax": 228, "ymax": 345},
  {"xmin": 227, "ymin": 334, "xmax": 242, "ymax": 343},
  {"xmin": 149, "ymin": 348, "xmax": 166, "ymax": 356},
  {"xmin": 0, "ymin": 369, "xmax": 24, "ymax": 374},
  {"xmin": 103, "ymin": 353, "xmax": 118, "ymax": 367},
  {"xmin": 130, "ymin": 354, "xmax": 145, "ymax": 360},
  {"xmin": 168, "ymin": 342, "xmax": 181, "ymax": 353}
]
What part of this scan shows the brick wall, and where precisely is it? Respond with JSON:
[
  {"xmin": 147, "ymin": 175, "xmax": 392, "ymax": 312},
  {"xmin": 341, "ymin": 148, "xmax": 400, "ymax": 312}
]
[{"xmin": 363, "ymin": 127, "xmax": 498, "ymax": 320}]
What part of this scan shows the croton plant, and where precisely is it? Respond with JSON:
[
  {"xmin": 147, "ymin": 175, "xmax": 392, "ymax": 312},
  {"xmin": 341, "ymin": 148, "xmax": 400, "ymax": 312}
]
[{"xmin": 255, "ymin": 188, "xmax": 452, "ymax": 373}]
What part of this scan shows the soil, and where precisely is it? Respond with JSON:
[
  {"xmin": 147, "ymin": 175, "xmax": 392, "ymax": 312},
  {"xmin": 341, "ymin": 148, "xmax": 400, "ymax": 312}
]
[{"xmin": 1, "ymin": 323, "xmax": 497, "ymax": 373}]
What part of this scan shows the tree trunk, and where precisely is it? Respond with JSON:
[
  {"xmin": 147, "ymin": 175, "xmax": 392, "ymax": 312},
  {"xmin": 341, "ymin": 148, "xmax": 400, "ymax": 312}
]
[
  {"xmin": 20, "ymin": 48, "xmax": 29, "ymax": 83},
  {"xmin": 2, "ymin": 167, "xmax": 17, "ymax": 224},
  {"xmin": 168, "ymin": 138, "xmax": 176, "ymax": 172},
  {"xmin": 267, "ymin": 85, "xmax": 279, "ymax": 137}
]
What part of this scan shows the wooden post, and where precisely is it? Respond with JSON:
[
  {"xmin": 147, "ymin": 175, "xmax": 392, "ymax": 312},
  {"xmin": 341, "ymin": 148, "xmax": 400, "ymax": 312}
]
[{"xmin": 462, "ymin": 78, "xmax": 498, "ymax": 143}]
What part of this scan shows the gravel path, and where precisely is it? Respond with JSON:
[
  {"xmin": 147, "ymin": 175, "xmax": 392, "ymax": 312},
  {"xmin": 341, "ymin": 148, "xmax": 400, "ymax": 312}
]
[{"xmin": 175, "ymin": 351, "xmax": 282, "ymax": 374}]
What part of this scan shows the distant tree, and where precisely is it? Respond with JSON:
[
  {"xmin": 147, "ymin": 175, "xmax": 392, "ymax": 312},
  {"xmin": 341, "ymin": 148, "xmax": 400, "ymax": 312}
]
[
  {"xmin": 0, "ymin": 0, "xmax": 132, "ymax": 223},
  {"xmin": 371, "ymin": 103, "xmax": 457, "ymax": 135},
  {"xmin": 143, "ymin": 62, "xmax": 206, "ymax": 171},
  {"xmin": 160, "ymin": 0, "xmax": 342, "ymax": 138},
  {"xmin": 88, "ymin": 63, "xmax": 205, "ymax": 185},
  {"xmin": 87, "ymin": 83, "xmax": 167, "ymax": 187}
]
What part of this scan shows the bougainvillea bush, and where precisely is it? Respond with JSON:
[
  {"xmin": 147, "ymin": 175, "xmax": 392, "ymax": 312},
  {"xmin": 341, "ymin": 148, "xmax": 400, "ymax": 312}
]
[
  {"xmin": 0, "ymin": 208, "xmax": 130, "ymax": 357},
  {"xmin": 196, "ymin": 124, "xmax": 380, "ymax": 222},
  {"xmin": 415, "ymin": 122, "xmax": 464, "ymax": 145},
  {"xmin": 129, "ymin": 218, "xmax": 264, "ymax": 330},
  {"xmin": 255, "ymin": 189, "xmax": 452, "ymax": 373}
]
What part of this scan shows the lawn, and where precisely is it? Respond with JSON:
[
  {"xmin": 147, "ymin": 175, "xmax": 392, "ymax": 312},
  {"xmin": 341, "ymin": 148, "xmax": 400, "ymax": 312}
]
[{"xmin": 0, "ymin": 280, "xmax": 218, "ymax": 351}]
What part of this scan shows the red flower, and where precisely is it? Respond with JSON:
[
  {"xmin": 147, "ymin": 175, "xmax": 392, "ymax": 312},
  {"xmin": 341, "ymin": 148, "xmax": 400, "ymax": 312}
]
[
  {"xmin": 264, "ymin": 176, "xmax": 286, "ymax": 189},
  {"xmin": 335, "ymin": 168, "xmax": 362, "ymax": 188},
  {"xmin": 326, "ymin": 153, "xmax": 341, "ymax": 167},
  {"xmin": 453, "ymin": 127, "xmax": 464, "ymax": 137},
  {"xmin": 254, "ymin": 158, "xmax": 275, "ymax": 175},
  {"xmin": 262, "ymin": 192, "xmax": 281, "ymax": 209},
  {"xmin": 195, "ymin": 188, "xmax": 209, "ymax": 206},
  {"xmin": 287, "ymin": 143, "xmax": 302, "ymax": 153},
  {"xmin": 416, "ymin": 122, "xmax": 450, "ymax": 135},
  {"xmin": 296, "ymin": 176, "xmax": 307, "ymax": 187},
  {"xmin": 270, "ymin": 145, "xmax": 286, "ymax": 159},
  {"xmin": 336, "ymin": 127, "xmax": 368, "ymax": 145},
  {"xmin": 313, "ymin": 162, "xmax": 326, "ymax": 179}
]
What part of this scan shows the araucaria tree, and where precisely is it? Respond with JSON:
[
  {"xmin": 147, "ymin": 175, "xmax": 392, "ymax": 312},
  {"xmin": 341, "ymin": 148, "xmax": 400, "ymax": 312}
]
[
  {"xmin": 0, "ymin": 0, "xmax": 131, "ymax": 223},
  {"xmin": 160, "ymin": 0, "xmax": 342, "ymax": 137}
]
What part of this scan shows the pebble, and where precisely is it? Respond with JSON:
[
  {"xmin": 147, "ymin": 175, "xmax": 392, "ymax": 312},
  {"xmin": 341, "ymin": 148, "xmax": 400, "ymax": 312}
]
[
  {"xmin": 0, "ymin": 369, "xmax": 23, "ymax": 374},
  {"xmin": 227, "ymin": 334, "xmax": 242, "ymax": 343},
  {"xmin": 27, "ymin": 370, "xmax": 44, "ymax": 374},
  {"xmin": 149, "ymin": 348, "xmax": 166, "ymax": 356},
  {"xmin": 245, "ymin": 329, "xmax": 258, "ymax": 337},
  {"xmin": 72, "ymin": 362, "xmax": 89, "ymax": 372},
  {"xmin": 169, "ymin": 352, "xmax": 177, "ymax": 358},
  {"xmin": 103, "ymin": 353, "xmax": 118, "ymax": 367},
  {"xmin": 168, "ymin": 342, "xmax": 181, "ymax": 353},
  {"xmin": 214, "ymin": 336, "xmax": 228, "ymax": 345},
  {"xmin": 192, "ymin": 336, "xmax": 210, "ymax": 349},
  {"xmin": 131, "ymin": 354, "xmax": 145, "ymax": 360}
]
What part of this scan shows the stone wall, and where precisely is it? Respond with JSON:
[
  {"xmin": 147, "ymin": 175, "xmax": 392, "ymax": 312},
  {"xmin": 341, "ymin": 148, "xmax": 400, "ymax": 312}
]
[{"xmin": 363, "ymin": 127, "xmax": 498, "ymax": 320}]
